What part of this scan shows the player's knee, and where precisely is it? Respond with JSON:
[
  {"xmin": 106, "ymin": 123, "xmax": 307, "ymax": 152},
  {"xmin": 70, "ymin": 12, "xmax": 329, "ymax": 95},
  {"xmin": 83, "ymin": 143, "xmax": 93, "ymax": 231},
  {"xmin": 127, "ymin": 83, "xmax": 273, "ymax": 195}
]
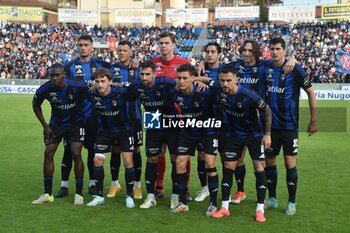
[
  {"xmin": 284, "ymin": 156, "xmax": 296, "ymax": 169},
  {"xmin": 44, "ymin": 149, "xmax": 55, "ymax": 160},
  {"xmin": 94, "ymin": 153, "xmax": 105, "ymax": 166},
  {"xmin": 223, "ymin": 161, "xmax": 236, "ymax": 170},
  {"xmin": 237, "ymin": 155, "xmax": 245, "ymax": 166},
  {"xmin": 253, "ymin": 160, "xmax": 265, "ymax": 172},
  {"xmin": 205, "ymin": 159, "xmax": 216, "ymax": 169},
  {"xmin": 265, "ymin": 156, "xmax": 276, "ymax": 167},
  {"xmin": 176, "ymin": 156, "xmax": 188, "ymax": 170}
]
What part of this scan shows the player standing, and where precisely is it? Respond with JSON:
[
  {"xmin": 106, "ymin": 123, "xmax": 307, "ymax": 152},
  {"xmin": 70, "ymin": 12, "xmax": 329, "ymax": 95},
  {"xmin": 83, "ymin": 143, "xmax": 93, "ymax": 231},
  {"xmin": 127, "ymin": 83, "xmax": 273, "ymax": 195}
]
[
  {"xmin": 264, "ymin": 38, "xmax": 317, "ymax": 215},
  {"xmin": 55, "ymin": 35, "xmax": 111, "ymax": 197},
  {"xmin": 32, "ymin": 64, "xmax": 86, "ymax": 205}
]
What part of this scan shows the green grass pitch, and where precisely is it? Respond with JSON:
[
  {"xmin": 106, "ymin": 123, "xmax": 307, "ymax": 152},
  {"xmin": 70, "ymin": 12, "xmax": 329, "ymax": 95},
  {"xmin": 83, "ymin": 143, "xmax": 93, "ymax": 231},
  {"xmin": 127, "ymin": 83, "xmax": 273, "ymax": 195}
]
[{"xmin": 0, "ymin": 94, "xmax": 349, "ymax": 233}]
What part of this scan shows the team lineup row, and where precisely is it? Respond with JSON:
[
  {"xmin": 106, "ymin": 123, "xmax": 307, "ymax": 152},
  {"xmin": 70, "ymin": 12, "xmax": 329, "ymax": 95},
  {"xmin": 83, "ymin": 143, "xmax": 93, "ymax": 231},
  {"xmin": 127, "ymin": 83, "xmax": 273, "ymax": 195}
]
[{"xmin": 31, "ymin": 33, "xmax": 317, "ymax": 223}]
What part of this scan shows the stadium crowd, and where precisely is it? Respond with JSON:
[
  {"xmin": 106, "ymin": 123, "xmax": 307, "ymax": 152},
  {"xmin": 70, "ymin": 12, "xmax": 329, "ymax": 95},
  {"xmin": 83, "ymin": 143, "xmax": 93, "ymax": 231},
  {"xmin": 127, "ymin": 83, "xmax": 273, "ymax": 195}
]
[{"xmin": 0, "ymin": 21, "xmax": 349, "ymax": 82}]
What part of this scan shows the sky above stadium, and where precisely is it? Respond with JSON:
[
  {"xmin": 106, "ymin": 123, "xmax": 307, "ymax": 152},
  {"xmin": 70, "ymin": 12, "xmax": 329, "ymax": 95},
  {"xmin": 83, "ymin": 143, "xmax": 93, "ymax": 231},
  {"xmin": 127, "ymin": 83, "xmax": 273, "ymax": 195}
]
[{"xmin": 283, "ymin": 0, "xmax": 337, "ymax": 5}]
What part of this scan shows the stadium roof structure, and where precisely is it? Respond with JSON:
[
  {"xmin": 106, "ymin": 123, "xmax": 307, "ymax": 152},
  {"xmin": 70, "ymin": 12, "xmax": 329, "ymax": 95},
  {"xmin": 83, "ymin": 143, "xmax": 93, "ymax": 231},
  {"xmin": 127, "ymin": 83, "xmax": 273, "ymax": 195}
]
[{"xmin": 0, "ymin": 0, "xmax": 58, "ymax": 11}]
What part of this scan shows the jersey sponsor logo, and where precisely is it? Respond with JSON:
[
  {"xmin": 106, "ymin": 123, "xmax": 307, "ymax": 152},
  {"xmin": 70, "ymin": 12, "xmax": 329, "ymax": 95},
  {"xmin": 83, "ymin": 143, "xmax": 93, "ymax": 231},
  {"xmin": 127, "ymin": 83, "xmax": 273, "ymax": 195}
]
[
  {"xmin": 224, "ymin": 108, "xmax": 245, "ymax": 118},
  {"xmin": 143, "ymin": 100, "xmax": 164, "ymax": 107},
  {"xmin": 96, "ymin": 144, "xmax": 108, "ymax": 151},
  {"xmin": 239, "ymin": 77, "xmax": 259, "ymax": 84},
  {"xmin": 67, "ymin": 94, "xmax": 74, "ymax": 100},
  {"xmin": 56, "ymin": 102, "xmax": 76, "ymax": 110},
  {"xmin": 267, "ymin": 85, "xmax": 285, "ymax": 94},
  {"xmin": 156, "ymin": 67, "xmax": 161, "ymax": 71},
  {"xmin": 49, "ymin": 92, "xmax": 57, "ymax": 97},
  {"xmin": 99, "ymin": 110, "xmax": 120, "ymax": 116},
  {"xmin": 258, "ymin": 185, "xmax": 266, "ymax": 189},
  {"xmin": 252, "ymin": 67, "xmax": 258, "ymax": 73},
  {"xmin": 173, "ymin": 66, "xmax": 178, "ymax": 71},
  {"xmin": 143, "ymin": 110, "xmax": 162, "ymax": 129}
]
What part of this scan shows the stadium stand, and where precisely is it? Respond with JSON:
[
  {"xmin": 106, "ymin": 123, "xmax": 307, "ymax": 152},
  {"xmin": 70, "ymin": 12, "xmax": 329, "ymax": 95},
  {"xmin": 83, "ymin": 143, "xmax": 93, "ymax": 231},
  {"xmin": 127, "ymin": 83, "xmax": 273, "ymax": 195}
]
[{"xmin": 0, "ymin": 21, "xmax": 349, "ymax": 82}]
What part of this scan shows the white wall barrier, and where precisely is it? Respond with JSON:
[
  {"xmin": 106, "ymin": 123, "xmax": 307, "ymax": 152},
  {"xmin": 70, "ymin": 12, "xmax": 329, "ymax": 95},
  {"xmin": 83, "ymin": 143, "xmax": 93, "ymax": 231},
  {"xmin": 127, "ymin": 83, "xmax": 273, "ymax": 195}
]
[
  {"xmin": 300, "ymin": 89, "xmax": 350, "ymax": 100},
  {"xmin": 1, "ymin": 84, "xmax": 350, "ymax": 100},
  {"xmin": 0, "ymin": 85, "xmax": 39, "ymax": 94}
]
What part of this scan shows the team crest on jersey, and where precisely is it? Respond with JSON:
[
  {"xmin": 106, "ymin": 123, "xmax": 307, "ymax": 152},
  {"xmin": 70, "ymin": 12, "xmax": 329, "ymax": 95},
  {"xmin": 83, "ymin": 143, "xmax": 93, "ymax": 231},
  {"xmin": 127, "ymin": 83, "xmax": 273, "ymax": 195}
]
[
  {"xmin": 252, "ymin": 67, "xmax": 258, "ymax": 73},
  {"xmin": 67, "ymin": 94, "xmax": 74, "ymax": 100},
  {"xmin": 236, "ymin": 102, "xmax": 243, "ymax": 108},
  {"xmin": 280, "ymin": 74, "xmax": 285, "ymax": 81},
  {"xmin": 75, "ymin": 65, "xmax": 83, "ymax": 76},
  {"xmin": 111, "ymin": 100, "xmax": 118, "ymax": 107}
]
